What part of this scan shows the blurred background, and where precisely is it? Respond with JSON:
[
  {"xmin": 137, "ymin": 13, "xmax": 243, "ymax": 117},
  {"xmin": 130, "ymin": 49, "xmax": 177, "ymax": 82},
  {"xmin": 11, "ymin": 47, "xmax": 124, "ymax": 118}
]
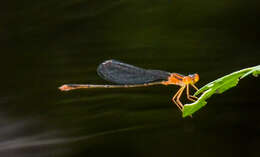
[{"xmin": 1, "ymin": 0, "xmax": 260, "ymax": 156}]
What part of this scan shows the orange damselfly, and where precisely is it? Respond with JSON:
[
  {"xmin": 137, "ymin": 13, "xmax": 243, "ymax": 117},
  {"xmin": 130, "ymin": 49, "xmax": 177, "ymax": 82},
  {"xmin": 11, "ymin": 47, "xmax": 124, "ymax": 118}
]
[{"xmin": 59, "ymin": 60, "xmax": 199, "ymax": 111}]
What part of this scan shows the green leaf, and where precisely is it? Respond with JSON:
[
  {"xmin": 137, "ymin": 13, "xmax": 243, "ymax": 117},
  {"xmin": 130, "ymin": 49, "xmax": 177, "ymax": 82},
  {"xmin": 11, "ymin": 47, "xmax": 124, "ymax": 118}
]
[
  {"xmin": 182, "ymin": 65, "xmax": 260, "ymax": 118},
  {"xmin": 240, "ymin": 65, "xmax": 260, "ymax": 79}
]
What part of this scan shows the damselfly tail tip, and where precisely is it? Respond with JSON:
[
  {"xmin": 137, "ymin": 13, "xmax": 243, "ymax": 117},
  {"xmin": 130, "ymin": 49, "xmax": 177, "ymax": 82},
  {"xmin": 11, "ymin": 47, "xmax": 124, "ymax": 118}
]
[{"xmin": 59, "ymin": 84, "xmax": 72, "ymax": 91}]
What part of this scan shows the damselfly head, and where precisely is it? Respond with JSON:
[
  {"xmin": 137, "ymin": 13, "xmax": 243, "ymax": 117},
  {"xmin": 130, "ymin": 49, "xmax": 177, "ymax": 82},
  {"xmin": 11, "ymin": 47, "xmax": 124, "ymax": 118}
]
[{"xmin": 189, "ymin": 73, "xmax": 199, "ymax": 84}]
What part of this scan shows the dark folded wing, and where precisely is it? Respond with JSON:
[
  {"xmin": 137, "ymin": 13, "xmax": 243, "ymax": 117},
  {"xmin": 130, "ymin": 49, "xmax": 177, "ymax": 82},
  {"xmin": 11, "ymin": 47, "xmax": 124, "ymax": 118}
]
[{"xmin": 97, "ymin": 60, "xmax": 170, "ymax": 84}]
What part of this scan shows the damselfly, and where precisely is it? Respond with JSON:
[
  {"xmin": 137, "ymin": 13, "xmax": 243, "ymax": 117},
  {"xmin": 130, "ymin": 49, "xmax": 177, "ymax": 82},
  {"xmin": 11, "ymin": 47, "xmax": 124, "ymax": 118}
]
[{"xmin": 59, "ymin": 60, "xmax": 199, "ymax": 111}]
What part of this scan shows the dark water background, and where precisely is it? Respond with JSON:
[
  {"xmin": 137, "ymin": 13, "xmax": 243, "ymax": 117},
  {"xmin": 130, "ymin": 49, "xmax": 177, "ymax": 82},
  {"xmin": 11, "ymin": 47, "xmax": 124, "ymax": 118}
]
[{"xmin": 1, "ymin": 0, "xmax": 260, "ymax": 156}]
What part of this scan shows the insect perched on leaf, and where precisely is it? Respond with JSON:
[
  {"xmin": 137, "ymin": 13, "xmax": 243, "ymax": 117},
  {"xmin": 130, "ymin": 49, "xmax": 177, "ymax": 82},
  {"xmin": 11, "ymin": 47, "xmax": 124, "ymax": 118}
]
[{"xmin": 59, "ymin": 60, "xmax": 200, "ymax": 112}]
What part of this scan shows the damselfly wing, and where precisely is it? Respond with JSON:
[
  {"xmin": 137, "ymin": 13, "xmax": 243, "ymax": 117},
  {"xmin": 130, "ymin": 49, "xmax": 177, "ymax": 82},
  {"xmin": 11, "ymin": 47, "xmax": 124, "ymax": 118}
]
[{"xmin": 97, "ymin": 59, "xmax": 171, "ymax": 85}]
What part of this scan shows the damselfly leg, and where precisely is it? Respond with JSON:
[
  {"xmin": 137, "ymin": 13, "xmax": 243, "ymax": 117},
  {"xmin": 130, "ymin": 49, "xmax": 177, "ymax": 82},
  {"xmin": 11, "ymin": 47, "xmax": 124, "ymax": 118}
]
[
  {"xmin": 186, "ymin": 84, "xmax": 198, "ymax": 102},
  {"xmin": 172, "ymin": 84, "xmax": 198, "ymax": 111},
  {"xmin": 172, "ymin": 86, "xmax": 185, "ymax": 110}
]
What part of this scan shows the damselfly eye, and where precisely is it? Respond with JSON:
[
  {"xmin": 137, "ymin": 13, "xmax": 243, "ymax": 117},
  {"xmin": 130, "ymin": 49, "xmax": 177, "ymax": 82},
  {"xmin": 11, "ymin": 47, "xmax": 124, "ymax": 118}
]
[
  {"xmin": 189, "ymin": 74, "xmax": 199, "ymax": 83},
  {"xmin": 193, "ymin": 74, "xmax": 199, "ymax": 83}
]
